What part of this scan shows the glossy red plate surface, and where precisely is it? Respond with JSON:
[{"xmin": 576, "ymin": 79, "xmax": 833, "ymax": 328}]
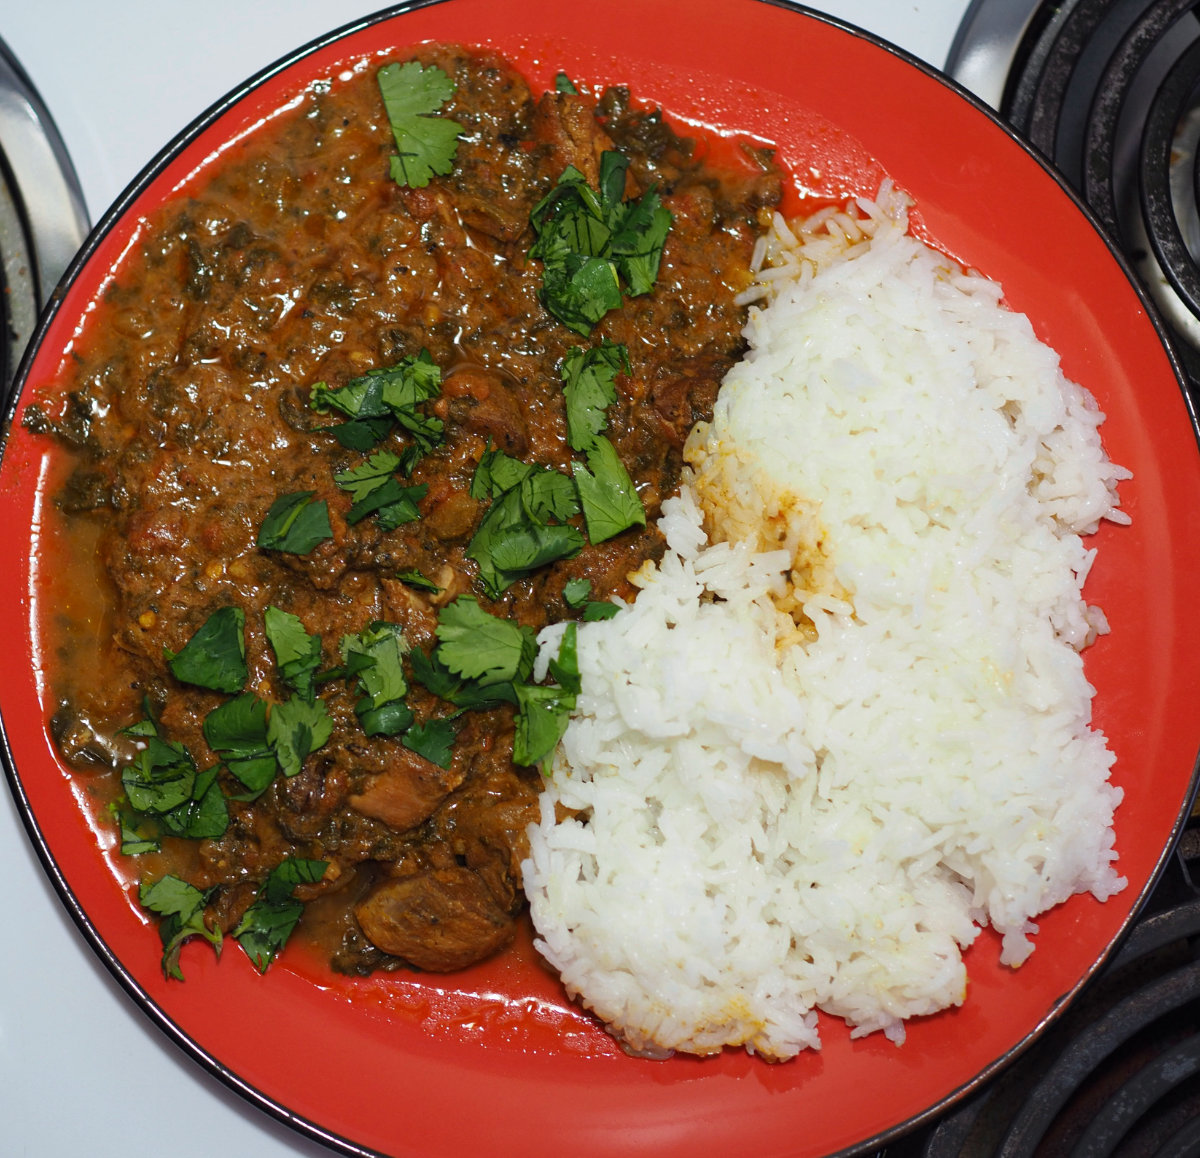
[{"xmin": 4, "ymin": 1, "xmax": 1200, "ymax": 1155}]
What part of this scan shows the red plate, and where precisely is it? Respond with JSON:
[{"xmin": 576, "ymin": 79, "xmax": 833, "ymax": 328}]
[{"xmin": 3, "ymin": 1, "xmax": 1200, "ymax": 1155}]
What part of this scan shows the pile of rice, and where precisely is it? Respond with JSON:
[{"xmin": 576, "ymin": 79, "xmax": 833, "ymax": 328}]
[{"xmin": 522, "ymin": 183, "xmax": 1131, "ymax": 1061}]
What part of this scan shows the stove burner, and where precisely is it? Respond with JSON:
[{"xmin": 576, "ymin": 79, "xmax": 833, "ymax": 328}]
[
  {"xmin": 948, "ymin": 0, "xmax": 1200, "ymax": 391},
  {"xmin": 0, "ymin": 37, "xmax": 89, "ymax": 404},
  {"xmin": 874, "ymin": 880, "xmax": 1200, "ymax": 1157}
]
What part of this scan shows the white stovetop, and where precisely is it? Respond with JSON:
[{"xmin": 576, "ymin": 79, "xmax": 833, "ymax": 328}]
[{"xmin": 1, "ymin": 2, "xmax": 970, "ymax": 1154}]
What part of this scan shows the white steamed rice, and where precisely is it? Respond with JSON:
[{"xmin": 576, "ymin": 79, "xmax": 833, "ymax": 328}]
[{"xmin": 521, "ymin": 183, "xmax": 1131, "ymax": 1061}]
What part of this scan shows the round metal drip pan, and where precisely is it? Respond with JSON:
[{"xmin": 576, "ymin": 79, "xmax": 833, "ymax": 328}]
[{"xmin": 0, "ymin": 36, "xmax": 89, "ymax": 401}]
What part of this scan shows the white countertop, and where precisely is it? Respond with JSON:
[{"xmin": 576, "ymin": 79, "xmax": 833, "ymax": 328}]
[{"xmin": 0, "ymin": 2, "xmax": 969, "ymax": 1154}]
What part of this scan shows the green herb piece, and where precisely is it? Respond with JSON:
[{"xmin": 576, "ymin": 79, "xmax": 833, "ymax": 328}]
[
  {"xmin": 334, "ymin": 450, "xmax": 403, "ymax": 501},
  {"xmin": 118, "ymin": 711, "xmax": 229, "ymax": 840},
  {"xmin": 562, "ymin": 576, "xmax": 592, "ymax": 608},
  {"xmin": 402, "ymin": 717, "xmax": 459, "ymax": 769},
  {"xmin": 554, "ymin": 72, "xmax": 579, "ymax": 95},
  {"xmin": 112, "ymin": 804, "xmax": 160, "ymax": 855},
  {"xmin": 340, "ymin": 622, "xmax": 413, "ymax": 737},
  {"xmin": 582, "ymin": 599, "xmax": 621, "ymax": 622},
  {"xmin": 547, "ymin": 621, "xmax": 581, "ymax": 695},
  {"xmin": 234, "ymin": 858, "xmax": 328, "ymax": 973},
  {"xmin": 572, "ymin": 436, "xmax": 646, "ymax": 543},
  {"xmin": 267, "ymin": 695, "xmax": 333, "ymax": 777},
  {"xmin": 165, "ymin": 606, "xmax": 248, "ymax": 694},
  {"xmin": 408, "ymin": 646, "xmax": 516, "ymax": 710},
  {"xmin": 347, "ymin": 478, "xmax": 427, "ymax": 531},
  {"xmin": 256, "ymin": 491, "xmax": 333, "ymax": 555},
  {"xmin": 121, "ymin": 729, "xmax": 197, "ymax": 815},
  {"xmin": 467, "ymin": 451, "xmax": 584, "ymax": 597},
  {"xmin": 512, "ymin": 626, "xmax": 580, "ymax": 769},
  {"xmin": 560, "ymin": 341, "xmax": 629, "ymax": 451},
  {"xmin": 264, "ymin": 606, "xmax": 323, "ymax": 702},
  {"xmin": 512, "ymin": 682, "xmax": 575, "ymax": 769},
  {"xmin": 434, "ymin": 596, "xmax": 537, "ymax": 688},
  {"xmin": 529, "ymin": 150, "xmax": 672, "ymax": 334},
  {"xmin": 139, "ymin": 875, "xmax": 222, "ymax": 981},
  {"xmin": 323, "ymin": 414, "xmax": 394, "ymax": 451},
  {"xmin": 310, "ymin": 352, "xmax": 444, "ymax": 462},
  {"xmin": 396, "ymin": 568, "xmax": 441, "ymax": 593},
  {"xmin": 203, "ymin": 692, "xmax": 277, "ymax": 796},
  {"xmin": 377, "ymin": 60, "xmax": 462, "ymax": 189}
]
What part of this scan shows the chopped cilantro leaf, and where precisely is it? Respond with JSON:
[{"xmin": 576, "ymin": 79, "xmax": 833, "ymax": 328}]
[
  {"xmin": 203, "ymin": 692, "xmax": 277, "ymax": 796},
  {"xmin": 529, "ymin": 150, "xmax": 673, "ymax": 334},
  {"xmin": 562, "ymin": 576, "xmax": 592, "ymax": 608},
  {"xmin": 334, "ymin": 450, "xmax": 403, "ymax": 501},
  {"xmin": 121, "ymin": 731, "xmax": 196, "ymax": 815},
  {"xmin": 139, "ymin": 874, "xmax": 222, "ymax": 981},
  {"xmin": 268, "ymin": 695, "xmax": 333, "ymax": 777},
  {"xmin": 607, "ymin": 184, "xmax": 672, "ymax": 295},
  {"xmin": 560, "ymin": 341, "xmax": 629, "ymax": 451},
  {"xmin": 234, "ymin": 858, "xmax": 328, "ymax": 973},
  {"xmin": 165, "ymin": 606, "xmax": 248, "ymax": 694},
  {"xmin": 347, "ymin": 477, "xmax": 427, "ymax": 531},
  {"xmin": 583, "ymin": 599, "xmax": 621, "ymax": 622},
  {"xmin": 512, "ymin": 682, "xmax": 575, "ymax": 769},
  {"xmin": 310, "ymin": 352, "xmax": 444, "ymax": 463},
  {"xmin": 111, "ymin": 804, "xmax": 160, "ymax": 855},
  {"xmin": 155, "ymin": 765, "xmax": 230, "ymax": 840},
  {"xmin": 256, "ymin": 491, "xmax": 333, "ymax": 555},
  {"xmin": 435, "ymin": 596, "xmax": 537, "ymax": 687},
  {"xmin": 408, "ymin": 645, "xmax": 516, "ymax": 710},
  {"xmin": 467, "ymin": 454, "xmax": 584, "ymax": 597},
  {"xmin": 396, "ymin": 568, "xmax": 441, "ymax": 593},
  {"xmin": 119, "ymin": 711, "xmax": 229, "ymax": 839},
  {"xmin": 340, "ymin": 622, "xmax": 412, "ymax": 737},
  {"xmin": 572, "ymin": 436, "xmax": 646, "ymax": 543},
  {"xmin": 377, "ymin": 60, "xmax": 462, "ymax": 189},
  {"xmin": 403, "ymin": 717, "xmax": 458, "ymax": 769},
  {"xmin": 547, "ymin": 621, "xmax": 581, "ymax": 695},
  {"xmin": 264, "ymin": 606, "xmax": 323, "ymax": 702}
]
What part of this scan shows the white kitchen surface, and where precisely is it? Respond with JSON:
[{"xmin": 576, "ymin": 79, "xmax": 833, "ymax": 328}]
[{"xmin": 1, "ymin": 2, "xmax": 970, "ymax": 1154}]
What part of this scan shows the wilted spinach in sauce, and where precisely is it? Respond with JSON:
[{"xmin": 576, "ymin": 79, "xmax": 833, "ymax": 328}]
[{"xmin": 28, "ymin": 43, "xmax": 781, "ymax": 979}]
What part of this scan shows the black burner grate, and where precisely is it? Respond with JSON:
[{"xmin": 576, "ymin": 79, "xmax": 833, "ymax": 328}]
[
  {"xmin": 977, "ymin": 0, "xmax": 1200, "ymax": 393},
  {"xmin": 875, "ymin": 851, "xmax": 1200, "ymax": 1157}
]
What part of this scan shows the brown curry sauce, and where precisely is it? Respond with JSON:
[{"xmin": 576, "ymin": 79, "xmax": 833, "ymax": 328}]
[{"xmin": 28, "ymin": 44, "xmax": 781, "ymax": 977}]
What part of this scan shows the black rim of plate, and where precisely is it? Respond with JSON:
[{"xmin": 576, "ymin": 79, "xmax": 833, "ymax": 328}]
[{"xmin": 1, "ymin": 2, "xmax": 1199, "ymax": 1156}]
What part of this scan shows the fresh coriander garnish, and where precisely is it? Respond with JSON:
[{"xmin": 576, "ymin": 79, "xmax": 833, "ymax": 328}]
[
  {"xmin": 514, "ymin": 623, "xmax": 580, "ymax": 770},
  {"xmin": 203, "ymin": 692, "xmax": 277, "ymax": 796},
  {"xmin": 529, "ymin": 150, "xmax": 672, "ymax": 334},
  {"xmin": 256, "ymin": 491, "xmax": 333, "ymax": 555},
  {"xmin": 396, "ymin": 568, "xmax": 441, "ymax": 593},
  {"xmin": 118, "ymin": 713, "xmax": 230, "ymax": 840},
  {"xmin": 582, "ymin": 599, "xmax": 621, "ymax": 622},
  {"xmin": 233, "ymin": 858, "xmax": 328, "ymax": 973},
  {"xmin": 466, "ymin": 449, "xmax": 584, "ymax": 597},
  {"xmin": 560, "ymin": 341, "xmax": 629, "ymax": 451},
  {"xmin": 434, "ymin": 595, "xmax": 538, "ymax": 687},
  {"xmin": 562, "ymin": 576, "xmax": 592, "ymax": 608},
  {"xmin": 402, "ymin": 717, "xmax": 459, "ymax": 769},
  {"xmin": 264, "ymin": 606, "xmax": 323, "ymax": 702},
  {"xmin": 310, "ymin": 351, "xmax": 444, "ymax": 462},
  {"xmin": 339, "ymin": 621, "xmax": 414, "ymax": 737},
  {"xmin": 572, "ymin": 435, "xmax": 646, "ymax": 543},
  {"xmin": 377, "ymin": 60, "xmax": 463, "ymax": 189},
  {"xmin": 267, "ymin": 696, "xmax": 334, "ymax": 777},
  {"xmin": 165, "ymin": 606, "xmax": 248, "ymax": 694},
  {"xmin": 139, "ymin": 875, "xmax": 222, "ymax": 981}
]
